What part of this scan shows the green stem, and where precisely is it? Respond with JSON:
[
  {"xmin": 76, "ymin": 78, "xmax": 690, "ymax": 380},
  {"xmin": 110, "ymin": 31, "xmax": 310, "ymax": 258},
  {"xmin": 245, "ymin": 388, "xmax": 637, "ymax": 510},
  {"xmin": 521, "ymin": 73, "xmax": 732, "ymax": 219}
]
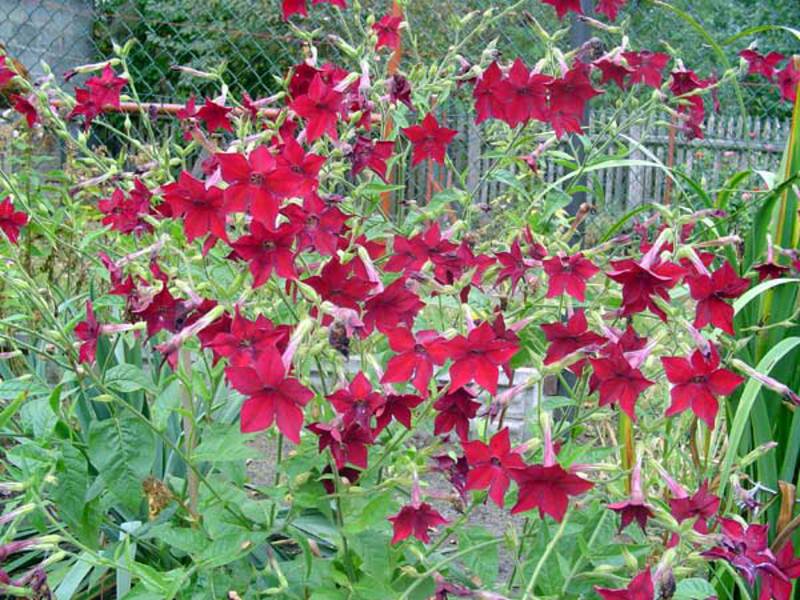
[{"xmin": 522, "ymin": 509, "xmax": 572, "ymax": 599}]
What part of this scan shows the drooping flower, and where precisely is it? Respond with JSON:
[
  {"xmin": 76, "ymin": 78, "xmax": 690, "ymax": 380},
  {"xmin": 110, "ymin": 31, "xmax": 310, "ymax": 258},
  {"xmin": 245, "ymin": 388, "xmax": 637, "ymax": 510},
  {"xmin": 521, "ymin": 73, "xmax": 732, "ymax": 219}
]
[
  {"xmin": 593, "ymin": 57, "xmax": 634, "ymax": 89},
  {"xmin": 759, "ymin": 541, "xmax": 800, "ymax": 600},
  {"xmin": 74, "ymin": 300, "xmax": 101, "ymax": 364},
  {"xmin": 348, "ymin": 136, "xmax": 394, "ymax": 181},
  {"xmin": 606, "ymin": 458, "xmax": 654, "ymax": 532},
  {"xmin": 372, "ymin": 15, "xmax": 402, "ymax": 51},
  {"xmin": 543, "ymin": 253, "xmax": 599, "ymax": 302},
  {"xmin": 196, "ymin": 98, "xmax": 233, "ymax": 133},
  {"xmin": 161, "ymin": 171, "xmax": 227, "ymax": 242},
  {"xmin": 10, "ymin": 94, "xmax": 38, "ymax": 127},
  {"xmin": 225, "ymin": 347, "xmax": 314, "ymax": 443},
  {"xmin": 375, "ymin": 393, "xmax": 424, "ymax": 431},
  {"xmin": 776, "ymin": 61, "xmax": 800, "ymax": 103},
  {"xmin": 687, "ymin": 261, "xmax": 750, "ymax": 335},
  {"xmin": 97, "ymin": 180, "xmax": 153, "ymax": 235},
  {"xmin": 327, "ymin": 372, "xmax": 385, "ymax": 431},
  {"xmin": 230, "ymin": 221, "xmax": 300, "ymax": 287},
  {"xmin": 594, "ymin": 0, "xmax": 626, "ymax": 21},
  {"xmin": 388, "ymin": 501, "xmax": 448, "ymax": 544},
  {"xmin": 662, "ymin": 342, "xmax": 744, "ymax": 428},
  {"xmin": 589, "ymin": 347, "xmax": 654, "ymax": 421},
  {"xmin": 431, "ymin": 454, "xmax": 470, "ymax": 503},
  {"xmin": 595, "ymin": 569, "xmax": 654, "ymax": 600},
  {"xmin": 381, "ymin": 327, "xmax": 441, "ymax": 396},
  {"xmin": 433, "ymin": 386, "xmax": 481, "ymax": 441},
  {"xmin": 68, "ymin": 88, "xmax": 103, "ymax": 130},
  {"xmin": 290, "ymin": 74, "xmax": 344, "ymax": 142},
  {"xmin": 0, "ymin": 197, "xmax": 29, "ymax": 245},
  {"xmin": 427, "ymin": 321, "xmax": 519, "ymax": 395},
  {"xmin": 282, "ymin": 194, "xmax": 349, "ymax": 256},
  {"xmin": 622, "ymin": 50, "xmax": 670, "ymax": 88},
  {"xmin": 541, "ymin": 310, "xmax": 606, "ymax": 366},
  {"xmin": 702, "ymin": 518, "xmax": 776, "ymax": 586},
  {"xmin": 362, "ymin": 277, "xmax": 424, "ymax": 334},
  {"xmin": 307, "ymin": 419, "xmax": 373, "ymax": 469},
  {"xmin": 387, "ymin": 73, "xmax": 414, "ymax": 109},
  {"xmin": 739, "ymin": 49, "xmax": 785, "ymax": 80},
  {"xmin": 0, "ymin": 56, "xmax": 18, "ymax": 87},
  {"xmin": 462, "ymin": 428, "xmax": 526, "ymax": 507},
  {"xmin": 401, "ymin": 113, "xmax": 458, "ymax": 166},
  {"xmin": 541, "ymin": 0, "xmax": 583, "ymax": 20}
]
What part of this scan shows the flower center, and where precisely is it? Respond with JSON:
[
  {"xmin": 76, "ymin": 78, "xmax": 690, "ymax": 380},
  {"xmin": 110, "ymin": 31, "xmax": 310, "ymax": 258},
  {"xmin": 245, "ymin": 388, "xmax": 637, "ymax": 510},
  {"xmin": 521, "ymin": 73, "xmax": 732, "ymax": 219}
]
[{"xmin": 250, "ymin": 173, "xmax": 265, "ymax": 186}]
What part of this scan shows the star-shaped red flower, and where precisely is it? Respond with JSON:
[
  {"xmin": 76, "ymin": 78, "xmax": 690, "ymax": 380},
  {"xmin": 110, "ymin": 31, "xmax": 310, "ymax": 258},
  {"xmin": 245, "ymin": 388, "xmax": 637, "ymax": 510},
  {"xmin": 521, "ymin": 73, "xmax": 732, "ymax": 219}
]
[
  {"xmin": 373, "ymin": 15, "xmax": 402, "ymax": 51},
  {"xmin": 74, "ymin": 300, "xmax": 101, "ymax": 364},
  {"xmin": 230, "ymin": 221, "xmax": 299, "ymax": 287},
  {"xmin": 388, "ymin": 501, "xmax": 448, "ymax": 544},
  {"xmin": 290, "ymin": 74, "xmax": 344, "ymax": 142},
  {"xmin": 543, "ymin": 253, "xmax": 599, "ymax": 302},
  {"xmin": 687, "ymin": 261, "xmax": 749, "ymax": 335},
  {"xmin": 433, "ymin": 386, "xmax": 481, "ymax": 441},
  {"xmin": 589, "ymin": 348, "xmax": 654, "ymax": 421},
  {"xmin": 662, "ymin": 342, "xmax": 744, "ymax": 428},
  {"xmin": 381, "ymin": 327, "xmax": 441, "ymax": 396},
  {"xmin": 595, "ymin": 569, "xmax": 654, "ymax": 600},
  {"xmin": 541, "ymin": 310, "xmax": 606, "ymax": 366},
  {"xmin": 327, "ymin": 372, "xmax": 385, "ymax": 431},
  {"xmin": 402, "ymin": 113, "xmax": 458, "ymax": 166},
  {"xmin": 161, "ymin": 171, "xmax": 227, "ymax": 243},
  {"xmin": 622, "ymin": 50, "xmax": 670, "ymax": 88},
  {"xmin": 0, "ymin": 196, "xmax": 29, "ymax": 245},
  {"xmin": 197, "ymin": 98, "xmax": 233, "ymax": 133},
  {"xmin": 510, "ymin": 463, "xmax": 593, "ymax": 521},
  {"xmin": 739, "ymin": 49, "xmax": 785, "ymax": 80},
  {"xmin": 463, "ymin": 428, "xmax": 526, "ymax": 507}
]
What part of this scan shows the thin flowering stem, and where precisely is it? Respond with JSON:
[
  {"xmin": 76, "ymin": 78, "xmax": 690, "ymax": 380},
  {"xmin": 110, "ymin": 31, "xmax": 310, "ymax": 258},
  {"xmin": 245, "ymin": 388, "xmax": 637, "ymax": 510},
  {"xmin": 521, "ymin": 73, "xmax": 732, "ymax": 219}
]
[{"xmin": 522, "ymin": 506, "xmax": 573, "ymax": 599}]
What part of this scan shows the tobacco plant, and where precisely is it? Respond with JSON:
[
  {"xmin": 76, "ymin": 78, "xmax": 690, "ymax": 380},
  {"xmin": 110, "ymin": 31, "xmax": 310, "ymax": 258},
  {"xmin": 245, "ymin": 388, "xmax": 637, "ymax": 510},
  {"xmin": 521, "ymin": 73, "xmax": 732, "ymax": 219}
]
[{"xmin": 1, "ymin": 1, "xmax": 800, "ymax": 599}]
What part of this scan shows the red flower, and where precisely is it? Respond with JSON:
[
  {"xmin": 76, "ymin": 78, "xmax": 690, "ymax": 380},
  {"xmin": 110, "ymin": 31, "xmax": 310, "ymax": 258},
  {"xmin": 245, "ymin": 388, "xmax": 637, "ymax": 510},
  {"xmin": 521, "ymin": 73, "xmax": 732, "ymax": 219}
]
[
  {"xmin": 755, "ymin": 260, "xmax": 790, "ymax": 281},
  {"xmin": 622, "ymin": 50, "xmax": 670, "ymax": 88},
  {"xmin": 510, "ymin": 463, "xmax": 593, "ymax": 521},
  {"xmin": 541, "ymin": 310, "xmax": 606, "ymax": 366},
  {"xmin": 375, "ymin": 393, "xmax": 424, "ymax": 431},
  {"xmin": 593, "ymin": 58, "xmax": 634, "ymax": 89},
  {"xmin": 85, "ymin": 65, "xmax": 127, "ymax": 109},
  {"xmin": 230, "ymin": 221, "xmax": 299, "ymax": 287},
  {"xmin": 739, "ymin": 49, "xmax": 785, "ymax": 80},
  {"xmin": 589, "ymin": 348, "xmax": 654, "ymax": 421},
  {"xmin": 669, "ymin": 481, "xmax": 720, "ymax": 533},
  {"xmin": 74, "ymin": 300, "xmax": 100, "ymax": 364},
  {"xmin": 362, "ymin": 277, "xmax": 424, "ymax": 334},
  {"xmin": 502, "ymin": 59, "xmax": 551, "ymax": 127},
  {"xmin": 702, "ymin": 518, "xmax": 775, "ymax": 586},
  {"xmin": 607, "ymin": 249, "xmax": 685, "ymax": 321},
  {"xmin": 327, "ymin": 372, "xmax": 385, "ymax": 431},
  {"xmin": 0, "ymin": 56, "xmax": 18, "ymax": 87},
  {"xmin": 0, "ymin": 197, "xmax": 29, "ymax": 245},
  {"xmin": 433, "ymin": 386, "xmax": 481, "ymax": 441},
  {"xmin": 543, "ymin": 253, "xmax": 599, "ymax": 302},
  {"xmin": 98, "ymin": 180, "xmax": 153, "ymax": 235},
  {"xmin": 10, "ymin": 94, "xmax": 38, "ymax": 127},
  {"xmin": 594, "ymin": 0, "xmax": 626, "ymax": 21},
  {"xmin": 312, "ymin": 0, "xmax": 347, "ymax": 7},
  {"xmin": 308, "ymin": 420, "xmax": 372, "ymax": 469},
  {"xmin": 760, "ymin": 542, "xmax": 800, "ymax": 600},
  {"xmin": 290, "ymin": 74, "xmax": 344, "ymax": 142},
  {"xmin": 427, "ymin": 321, "xmax": 519, "ymax": 395},
  {"xmin": 282, "ymin": 0, "xmax": 307, "ymax": 19},
  {"xmin": 546, "ymin": 67, "xmax": 602, "ymax": 137},
  {"xmin": 662, "ymin": 342, "xmax": 744, "ymax": 428},
  {"xmin": 348, "ymin": 136, "xmax": 394, "ymax": 181},
  {"xmin": 462, "ymin": 428, "xmax": 526, "ymax": 507},
  {"xmin": 388, "ymin": 502, "xmax": 448, "ymax": 544},
  {"xmin": 473, "ymin": 61, "xmax": 509, "ymax": 124},
  {"xmin": 197, "ymin": 98, "xmax": 233, "ymax": 133},
  {"xmin": 595, "ymin": 569, "xmax": 654, "ymax": 600},
  {"xmin": 402, "ymin": 113, "xmax": 458, "ymax": 166},
  {"xmin": 670, "ymin": 69, "xmax": 710, "ymax": 96},
  {"xmin": 541, "ymin": 0, "xmax": 583, "ymax": 19},
  {"xmin": 606, "ymin": 459, "xmax": 654, "ymax": 532},
  {"xmin": 68, "ymin": 88, "xmax": 103, "ymax": 130},
  {"xmin": 495, "ymin": 239, "xmax": 539, "ymax": 293},
  {"xmin": 381, "ymin": 327, "xmax": 441, "ymax": 396},
  {"xmin": 388, "ymin": 74, "xmax": 414, "ymax": 109},
  {"xmin": 304, "ymin": 256, "xmax": 375, "ymax": 310},
  {"xmin": 216, "ymin": 146, "xmax": 281, "ymax": 226},
  {"xmin": 777, "ymin": 61, "xmax": 800, "ymax": 103},
  {"xmin": 431, "ymin": 454, "xmax": 469, "ymax": 503},
  {"xmin": 282, "ymin": 194, "xmax": 348, "ymax": 256},
  {"xmin": 161, "ymin": 171, "xmax": 227, "ymax": 242},
  {"xmin": 373, "ymin": 15, "xmax": 402, "ymax": 51},
  {"xmin": 687, "ymin": 261, "xmax": 749, "ymax": 335},
  {"xmin": 225, "ymin": 347, "xmax": 313, "ymax": 443},
  {"xmin": 206, "ymin": 310, "xmax": 289, "ymax": 367},
  {"xmin": 273, "ymin": 136, "xmax": 325, "ymax": 199}
]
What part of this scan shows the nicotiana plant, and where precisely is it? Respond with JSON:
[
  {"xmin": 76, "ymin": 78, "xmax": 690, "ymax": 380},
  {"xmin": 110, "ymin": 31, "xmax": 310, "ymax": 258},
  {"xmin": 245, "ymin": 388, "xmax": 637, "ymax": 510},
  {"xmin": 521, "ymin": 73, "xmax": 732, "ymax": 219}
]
[{"xmin": 1, "ymin": 1, "xmax": 800, "ymax": 599}]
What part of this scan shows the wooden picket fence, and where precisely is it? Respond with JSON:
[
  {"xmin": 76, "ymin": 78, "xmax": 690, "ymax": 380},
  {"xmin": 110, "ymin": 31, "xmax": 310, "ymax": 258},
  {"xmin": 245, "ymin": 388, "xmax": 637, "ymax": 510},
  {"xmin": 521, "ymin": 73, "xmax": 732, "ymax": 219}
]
[{"xmin": 403, "ymin": 111, "xmax": 790, "ymax": 213}]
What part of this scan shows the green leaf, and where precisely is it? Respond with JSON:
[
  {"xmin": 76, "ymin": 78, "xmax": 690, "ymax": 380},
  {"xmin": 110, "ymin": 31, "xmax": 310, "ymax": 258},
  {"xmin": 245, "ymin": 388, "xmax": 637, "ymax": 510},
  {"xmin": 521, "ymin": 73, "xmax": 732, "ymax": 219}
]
[
  {"xmin": 195, "ymin": 531, "xmax": 266, "ymax": 568},
  {"xmin": 193, "ymin": 422, "xmax": 259, "ymax": 462},
  {"xmin": 0, "ymin": 377, "xmax": 48, "ymax": 400},
  {"xmin": 674, "ymin": 577, "xmax": 718, "ymax": 599},
  {"xmin": 734, "ymin": 278, "xmax": 800, "ymax": 315},
  {"xmin": 105, "ymin": 364, "xmax": 157, "ymax": 394},
  {"xmin": 457, "ymin": 527, "xmax": 499, "ymax": 586},
  {"xmin": 54, "ymin": 553, "xmax": 94, "ymax": 600},
  {"xmin": 343, "ymin": 491, "xmax": 396, "ymax": 535},
  {"xmin": 87, "ymin": 413, "xmax": 156, "ymax": 512},
  {"xmin": 0, "ymin": 391, "xmax": 27, "ymax": 429},
  {"xmin": 53, "ymin": 443, "xmax": 101, "ymax": 547},
  {"xmin": 719, "ymin": 338, "xmax": 800, "ymax": 498}
]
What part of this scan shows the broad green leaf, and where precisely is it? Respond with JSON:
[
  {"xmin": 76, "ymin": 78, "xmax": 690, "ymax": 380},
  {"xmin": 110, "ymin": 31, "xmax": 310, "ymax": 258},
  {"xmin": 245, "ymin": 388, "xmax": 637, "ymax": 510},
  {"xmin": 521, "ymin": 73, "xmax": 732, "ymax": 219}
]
[
  {"xmin": 105, "ymin": 364, "xmax": 157, "ymax": 394},
  {"xmin": 53, "ymin": 443, "xmax": 101, "ymax": 548},
  {"xmin": 87, "ymin": 413, "xmax": 156, "ymax": 512},
  {"xmin": 0, "ymin": 391, "xmax": 27, "ymax": 429},
  {"xmin": 733, "ymin": 278, "xmax": 800, "ymax": 314},
  {"xmin": 674, "ymin": 577, "xmax": 717, "ymax": 599},
  {"xmin": 193, "ymin": 422, "xmax": 259, "ymax": 462},
  {"xmin": 457, "ymin": 527, "xmax": 499, "ymax": 586}
]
